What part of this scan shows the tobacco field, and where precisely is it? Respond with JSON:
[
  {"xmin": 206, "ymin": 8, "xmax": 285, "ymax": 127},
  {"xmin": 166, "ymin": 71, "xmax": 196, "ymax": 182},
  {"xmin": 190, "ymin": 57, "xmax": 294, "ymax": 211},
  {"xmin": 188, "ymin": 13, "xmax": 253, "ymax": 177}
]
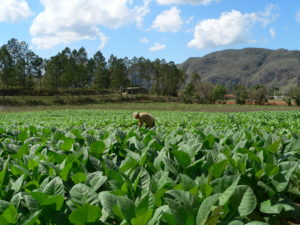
[{"xmin": 0, "ymin": 109, "xmax": 300, "ymax": 225}]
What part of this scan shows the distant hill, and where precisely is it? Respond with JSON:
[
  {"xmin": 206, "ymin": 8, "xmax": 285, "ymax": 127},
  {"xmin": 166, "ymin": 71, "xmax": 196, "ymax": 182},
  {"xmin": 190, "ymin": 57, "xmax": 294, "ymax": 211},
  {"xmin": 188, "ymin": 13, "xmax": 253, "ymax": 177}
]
[{"xmin": 178, "ymin": 48, "xmax": 300, "ymax": 93}]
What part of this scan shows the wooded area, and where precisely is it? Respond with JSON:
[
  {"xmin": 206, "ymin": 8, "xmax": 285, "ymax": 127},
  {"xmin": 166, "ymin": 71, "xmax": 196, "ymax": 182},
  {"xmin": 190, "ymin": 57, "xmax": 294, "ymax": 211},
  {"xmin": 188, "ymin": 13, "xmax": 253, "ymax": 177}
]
[{"xmin": 0, "ymin": 38, "xmax": 184, "ymax": 97}]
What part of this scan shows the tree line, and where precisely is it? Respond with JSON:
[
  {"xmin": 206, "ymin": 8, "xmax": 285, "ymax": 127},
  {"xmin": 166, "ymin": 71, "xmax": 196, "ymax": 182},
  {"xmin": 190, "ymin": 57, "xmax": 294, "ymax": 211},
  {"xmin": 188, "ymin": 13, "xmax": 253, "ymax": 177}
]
[
  {"xmin": 1, "ymin": 38, "xmax": 300, "ymax": 106},
  {"xmin": 0, "ymin": 38, "xmax": 184, "ymax": 96}
]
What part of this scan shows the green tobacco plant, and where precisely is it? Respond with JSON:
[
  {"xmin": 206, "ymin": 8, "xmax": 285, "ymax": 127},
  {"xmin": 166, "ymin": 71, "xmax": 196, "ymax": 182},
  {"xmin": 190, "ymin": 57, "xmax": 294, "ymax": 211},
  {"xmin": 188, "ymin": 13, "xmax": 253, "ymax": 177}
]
[{"xmin": 0, "ymin": 110, "xmax": 300, "ymax": 224}]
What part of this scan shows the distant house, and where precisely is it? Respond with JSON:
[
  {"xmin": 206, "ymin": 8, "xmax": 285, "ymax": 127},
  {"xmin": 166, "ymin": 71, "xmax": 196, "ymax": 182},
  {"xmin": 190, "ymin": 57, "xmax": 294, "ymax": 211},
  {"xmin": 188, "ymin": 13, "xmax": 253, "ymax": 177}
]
[
  {"xmin": 122, "ymin": 87, "xmax": 146, "ymax": 95},
  {"xmin": 224, "ymin": 94, "xmax": 235, "ymax": 99}
]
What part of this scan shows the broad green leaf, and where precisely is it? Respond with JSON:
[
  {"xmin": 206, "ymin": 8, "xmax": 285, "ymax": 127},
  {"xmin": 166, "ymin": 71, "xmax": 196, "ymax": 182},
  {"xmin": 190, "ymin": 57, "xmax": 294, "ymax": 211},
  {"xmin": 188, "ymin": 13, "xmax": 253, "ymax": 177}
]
[
  {"xmin": 210, "ymin": 159, "xmax": 228, "ymax": 178},
  {"xmin": 271, "ymin": 161, "xmax": 299, "ymax": 192},
  {"xmin": 0, "ymin": 201, "xmax": 10, "ymax": 214},
  {"xmin": 0, "ymin": 157, "xmax": 10, "ymax": 188},
  {"xmin": 265, "ymin": 140, "xmax": 280, "ymax": 153},
  {"xmin": 219, "ymin": 176, "xmax": 240, "ymax": 205},
  {"xmin": 0, "ymin": 204, "xmax": 17, "ymax": 224},
  {"xmin": 211, "ymin": 175, "xmax": 238, "ymax": 194},
  {"xmin": 30, "ymin": 192, "xmax": 64, "ymax": 211},
  {"xmin": 116, "ymin": 196, "xmax": 136, "ymax": 223},
  {"xmin": 196, "ymin": 193, "xmax": 221, "ymax": 225},
  {"xmin": 18, "ymin": 130, "xmax": 28, "ymax": 142},
  {"xmin": 26, "ymin": 198, "xmax": 39, "ymax": 214},
  {"xmin": 11, "ymin": 174, "xmax": 24, "ymax": 193},
  {"xmin": 162, "ymin": 156, "xmax": 178, "ymax": 175},
  {"xmin": 173, "ymin": 150, "xmax": 191, "ymax": 168},
  {"xmin": 229, "ymin": 185, "xmax": 257, "ymax": 217},
  {"xmin": 69, "ymin": 204, "xmax": 101, "ymax": 225},
  {"xmin": 260, "ymin": 199, "xmax": 294, "ymax": 214},
  {"xmin": 99, "ymin": 191, "xmax": 118, "ymax": 216},
  {"xmin": 72, "ymin": 172, "xmax": 87, "ymax": 184},
  {"xmin": 131, "ymin": 209, "xmax": 153, "ymax": 225},
  {"xmin": 42, "ymin": 177, "xmax": 65, "ymax": 196},
  {"xmin": 203, "ymin": 134, "xmax": 215, "ymax": 149},
  {"xmin": 86, "ymin": 172, "xmax": 107, "ymax": 192},
  {"xmin": 59, "ymin": 138, "xmax": 75, "ymax": 151},
  {"xmin": 148, "ymin": 205, "xmax": 169, "ymax": 225},
  {"xmin": 285, "ymin": 139, "xmax": 300, "ymax": 152},
  {"xmin": 89, "ymin": 141, "xmax": 105, "ymax": 155},
  {"xmin": 59, "ymin": 160, "xmax": 73, "ymax": 181},
  {"xmin": 135, "ymin": 194, "xmax": 149, "ymax": 216},
  {"xmin": 21, "ymin": 209, "xmax": 41, "ymax": 225},
  {"xmin": 180, "ymin": 174, "xmax": 196, "ymax": 192},
  {"xmin": 70, "ymin": 183, "xmax": 98, "ymax": 206},
  {"xmin": 0, "ymin": 217, "xmax": 8, "ymax": 225}
]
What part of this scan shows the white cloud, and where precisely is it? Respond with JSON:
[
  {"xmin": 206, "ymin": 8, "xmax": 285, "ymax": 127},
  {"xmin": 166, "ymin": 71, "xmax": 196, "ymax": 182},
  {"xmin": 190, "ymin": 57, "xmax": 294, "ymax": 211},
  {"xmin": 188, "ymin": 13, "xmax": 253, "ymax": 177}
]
[
  {"xmin": 149, "ymin": 42, "xmax": 166, "ymax": 51},
  {"xmin": 296, "ymin": 9, "xmax": 300, "ymax": 23},
  {"xmin": 140, "ymin": 37, "xmax": 149, "ymax": 44},
  {"xmin": 255, "ymin": 4, "xmax": 279, "ymax": 27},
  {"xmin": 0, "ymin": 0, "xmax": 32, "ymax": 22},
  {"xmin": 152, "ymin": 7, "xmax": 183, "ymax": 32},
  {"xmin": 134, "ymin": 0, "xmax": 151, "ymax": 28},
  {"xmin": 30, "ymin": 0, "xmax": 150, "ymax": 49},
  {"xmin": 269, "ymin": 28, "xmax": 276, "ymax": 38},
  {"xmin": 188, "ymin": 5, "xmax": 279, "ymax": 50},
  {"xmin": 156, "ymin": 0, "xmax": 218, "ymax": 5}
]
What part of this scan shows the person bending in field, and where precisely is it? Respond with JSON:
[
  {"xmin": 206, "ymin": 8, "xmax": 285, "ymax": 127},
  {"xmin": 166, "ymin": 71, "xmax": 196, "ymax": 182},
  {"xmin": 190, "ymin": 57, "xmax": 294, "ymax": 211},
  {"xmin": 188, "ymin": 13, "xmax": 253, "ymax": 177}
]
[{"xmin": 132, "ymin": 112, "xmax": 155, "ymax": 128}]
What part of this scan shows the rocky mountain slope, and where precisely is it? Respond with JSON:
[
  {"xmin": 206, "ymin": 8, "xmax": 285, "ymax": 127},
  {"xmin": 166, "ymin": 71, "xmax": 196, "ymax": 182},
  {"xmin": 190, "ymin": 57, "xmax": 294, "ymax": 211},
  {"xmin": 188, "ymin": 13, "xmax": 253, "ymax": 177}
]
[{"xmin": 178, "ymin": 48, "xmax": 300, "ymax": 93}]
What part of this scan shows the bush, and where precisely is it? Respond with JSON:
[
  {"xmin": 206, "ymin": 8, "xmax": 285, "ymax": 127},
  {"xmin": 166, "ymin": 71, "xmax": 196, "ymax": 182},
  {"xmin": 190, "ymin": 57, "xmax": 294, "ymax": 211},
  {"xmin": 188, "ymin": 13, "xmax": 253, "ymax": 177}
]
[
  {"xmin": 289, "ymin": 86, "xmax": 300, "ymax": 106},
  {"xmin": 250, "ymin": 85, "xmax": 268, "ymax": 105}
]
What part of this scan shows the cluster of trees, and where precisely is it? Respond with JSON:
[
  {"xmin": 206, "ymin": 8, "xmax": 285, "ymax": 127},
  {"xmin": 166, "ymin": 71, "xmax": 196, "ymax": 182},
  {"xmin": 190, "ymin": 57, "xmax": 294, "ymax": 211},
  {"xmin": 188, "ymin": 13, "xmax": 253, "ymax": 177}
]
[
  {"xmin": 0, "ymin": 39, "xmax": 43, "ymax": 93},
  {"xmin": 182, "ymin": 72, "xmax": 300, "ymax": 106},
  {"xmin": 182, "ymin": 71, "xmax": 227, "ymax": 104},
  {"xmin": 0, "ymin": 38, "xmax": 184, "ymax": 96}
]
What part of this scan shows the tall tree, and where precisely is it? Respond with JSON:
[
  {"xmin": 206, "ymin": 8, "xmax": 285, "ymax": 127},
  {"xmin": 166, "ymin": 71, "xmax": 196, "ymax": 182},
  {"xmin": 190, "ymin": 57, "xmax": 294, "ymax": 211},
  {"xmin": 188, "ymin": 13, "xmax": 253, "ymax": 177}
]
[
  {"xmin": 72, "ymin": 47, "xmax": 89, "ymax": 88},
  {"xmin": 45, "ymin": 56, "xmax": 64, "ymax": 91},
  {"xmin": 58, "ymin": 47, "xmax": 74, "ymax": 90},
  {"xmin": 108, "ymin": 55, "xmax": 129, "ymax": 89},
  {"xmin": 93, "ymin": 51, "xmax": 109, "ymax": 89},
  {"xmin": 31, "ymin": 55, "xmax": 44, "ymax": 91},
  {"xmin": 0, "ymin": 46, "xmax": 14, "ymax": 91},
  {"xmin": 5, "ymin": 38, "xmax": 31, "ymax": 90}
]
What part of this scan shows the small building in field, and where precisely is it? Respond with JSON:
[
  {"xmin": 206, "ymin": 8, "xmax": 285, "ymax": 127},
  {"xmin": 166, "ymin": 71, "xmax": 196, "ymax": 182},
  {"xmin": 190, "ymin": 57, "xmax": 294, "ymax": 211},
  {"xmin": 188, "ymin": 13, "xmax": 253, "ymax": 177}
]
[
  {"xmin": 122, "ymin": 87, "xmax": 147, "ymax": 95},
  {"xmin": 224, "ymin": 94, "xmax": 235, "ymax": 99}
]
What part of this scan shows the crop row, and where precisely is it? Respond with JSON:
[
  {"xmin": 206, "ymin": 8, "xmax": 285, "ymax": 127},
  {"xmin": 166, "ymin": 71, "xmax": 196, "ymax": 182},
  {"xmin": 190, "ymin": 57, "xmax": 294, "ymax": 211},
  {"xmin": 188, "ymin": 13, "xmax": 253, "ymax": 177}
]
[{"xmin": 0, "ymin": 110, "xmax": 300, "ymax": 224}]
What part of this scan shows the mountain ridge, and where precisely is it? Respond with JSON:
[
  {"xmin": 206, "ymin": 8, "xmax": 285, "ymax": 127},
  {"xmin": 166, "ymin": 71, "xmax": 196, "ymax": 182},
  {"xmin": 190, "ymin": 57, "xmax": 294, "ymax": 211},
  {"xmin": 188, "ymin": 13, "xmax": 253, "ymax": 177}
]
[{"xmin": 178, "ymin": 48, "xmax": 300, "ymax": 93}]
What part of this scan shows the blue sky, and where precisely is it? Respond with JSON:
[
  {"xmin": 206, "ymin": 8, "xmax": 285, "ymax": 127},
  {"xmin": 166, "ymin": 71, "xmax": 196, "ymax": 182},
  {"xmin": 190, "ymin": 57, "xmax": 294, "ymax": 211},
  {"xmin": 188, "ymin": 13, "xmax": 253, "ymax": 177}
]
[{"xmin": 1, "ymin": 0, "xmax": 300, "ymax": 64}]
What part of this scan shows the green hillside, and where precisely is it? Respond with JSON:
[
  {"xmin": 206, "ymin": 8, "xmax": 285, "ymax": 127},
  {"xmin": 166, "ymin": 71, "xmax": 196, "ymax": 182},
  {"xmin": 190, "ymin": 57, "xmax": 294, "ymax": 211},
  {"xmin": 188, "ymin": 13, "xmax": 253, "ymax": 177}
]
[{"xmin": 178, "ymin": 48, "xmax": 300, "ymax": 93}]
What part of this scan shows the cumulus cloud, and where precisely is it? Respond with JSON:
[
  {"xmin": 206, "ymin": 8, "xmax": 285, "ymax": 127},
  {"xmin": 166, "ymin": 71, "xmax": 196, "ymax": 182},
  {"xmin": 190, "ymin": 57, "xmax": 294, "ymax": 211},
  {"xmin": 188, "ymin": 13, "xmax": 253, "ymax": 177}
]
[
  {"xmin": 269, "ymin": 28, "xmax": 276, "ymax": 38},
  {"xmin": 188, "ymin": 5, "xmax": 279, "ymax": 50},
  {"xmin": 156, "ymin": 0, "xmax": 218, "ymax": 5},
  {"xmin": 0, "ymin": 0, "xmax": 32, "ymax": 22},
  {"xmin": 152, "ymin": 7, "xmax": 183, "ymax": 32},
  {"xmin": 134, "ymin": 0, "xmax": 151, "ymax": 28},
  {"xmin": 30, "ymin": 0, "xmax": 150, "ymax": 49},
  {"xmin": 296, "ymin": 9, "xmax": 300, "ymax": 23},
  {"xmin": 149, "ymin": 42, "xmax": 166, "ymax": 51}
]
